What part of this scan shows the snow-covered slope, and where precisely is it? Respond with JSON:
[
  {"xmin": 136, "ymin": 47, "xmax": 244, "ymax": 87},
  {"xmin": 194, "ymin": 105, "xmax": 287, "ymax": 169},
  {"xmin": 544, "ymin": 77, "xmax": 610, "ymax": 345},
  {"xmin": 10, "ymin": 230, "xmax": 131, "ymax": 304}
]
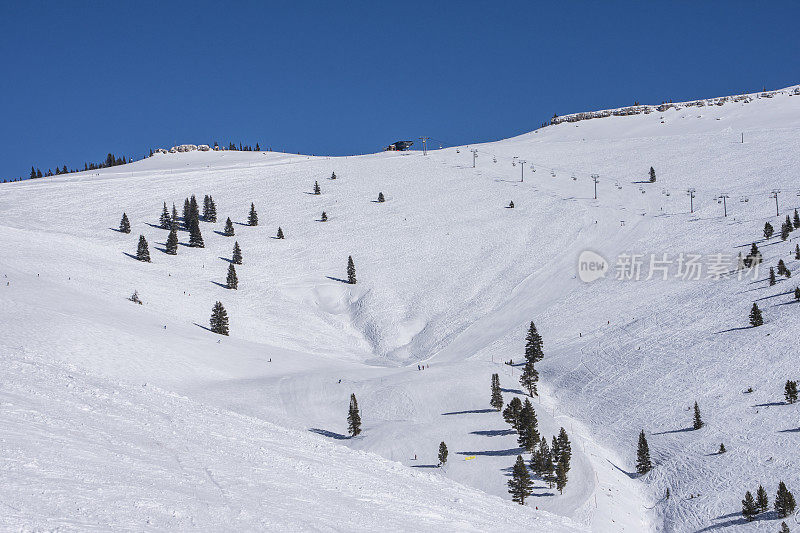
[{"xmin": 1, "ymin": 84, "xmax": 799, "ymax": 531}]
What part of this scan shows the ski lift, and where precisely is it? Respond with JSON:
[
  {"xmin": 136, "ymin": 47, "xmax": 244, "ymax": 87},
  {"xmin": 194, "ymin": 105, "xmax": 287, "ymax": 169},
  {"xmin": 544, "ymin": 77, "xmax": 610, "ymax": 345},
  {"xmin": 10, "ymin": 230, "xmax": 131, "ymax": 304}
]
[
  {"xmin": 512, "ymin": 161, "xmax": 516, "ymax": 167},
  {"xmin": 740, "ymin": 196, "xmax": 749, "ymax": 203}
]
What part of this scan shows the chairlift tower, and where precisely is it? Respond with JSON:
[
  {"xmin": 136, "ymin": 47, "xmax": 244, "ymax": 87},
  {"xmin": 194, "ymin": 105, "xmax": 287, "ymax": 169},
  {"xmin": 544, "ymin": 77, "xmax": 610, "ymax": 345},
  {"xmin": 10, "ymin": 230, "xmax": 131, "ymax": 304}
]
[
  {"xmin": 719, "ymin": 193, "xmax": 729, "ymax": 217},
  {"xmin": 470, "ymin": 149, "xmax": 478, "ymax": 168},
  {"xmin": 418, "ymin": 136, "xmax": 429, "ymax": 156},
  {"xmin": 591, "ymin": 174, "xmax": 599, "ymax": 200},
  {"xmin": 687, "ymin": 188, "xmax": 696, "ymax": 213},
  {"xmin": 518, "ymin": 160, "xmax": 527, "ymax": 182},
  {"xmin": 771, "ymin": 190, "xmax": 780, "ymax": 216}
]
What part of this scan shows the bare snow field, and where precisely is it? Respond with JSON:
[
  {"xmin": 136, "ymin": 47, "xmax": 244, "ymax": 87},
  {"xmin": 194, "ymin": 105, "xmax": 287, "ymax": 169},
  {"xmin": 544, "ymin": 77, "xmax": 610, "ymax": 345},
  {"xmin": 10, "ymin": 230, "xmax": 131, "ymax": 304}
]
[{"xmin": 1, "ymin": 85, "xmax": 799, "ymax": 531}]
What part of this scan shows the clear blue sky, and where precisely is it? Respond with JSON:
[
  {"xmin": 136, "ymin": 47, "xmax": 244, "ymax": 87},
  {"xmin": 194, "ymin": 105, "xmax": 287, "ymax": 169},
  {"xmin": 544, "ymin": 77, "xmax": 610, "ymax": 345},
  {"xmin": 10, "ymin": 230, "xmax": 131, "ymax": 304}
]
[{"xmin": 2, "ymin": 0, "xmax": 799, "ymax": 179}]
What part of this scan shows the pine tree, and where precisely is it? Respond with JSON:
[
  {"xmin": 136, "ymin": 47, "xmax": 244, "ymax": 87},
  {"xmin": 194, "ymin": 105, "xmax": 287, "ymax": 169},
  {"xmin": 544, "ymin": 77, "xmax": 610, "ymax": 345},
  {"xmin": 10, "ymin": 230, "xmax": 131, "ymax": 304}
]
[
  {"xmin": 136, "ymin": 235, "xmax": 151, "ymax": 262},
  {"xmin": 778, "ymin": 259, "xmax": 788, "ymax": 276},
  {"xmin": 756, "ymin": 484, "xmax": 769, "ymax": 513},
  {"xmin": 321, "ymin": 211, "xmax": 328, "ymax": 222},
  {"xmin": 636, "ymin": 430, "xmax": 652, "ymax": 474},
  {"xmin": 780, "ymin": 521, "xmax": 790, "ymax": 533},
  {"xmin": 551, "ymin": 435, "xmax": 561, "ymax": 466},
  {"xmin": 795, "ymin": 244, "xmax": 800, "ymax": 260},
  {"xmin": 508, "ymin": 200, "xmax": 515, "ymax": 208},
  {"xmin": 532, "ymin": 437, "xmax": 553, "ymax": 481},
  {"xmin": 330, "ymin": 171, "xmax": 337, "ymax": 180},
  {"xmin": 557, "ymin": 428, "xmax": 572, "ymax": 472},
  {"xmin": 775, "ymin": 481, "xmax": 797, "ymax": 518},
  {"xmin": 210, "ymin": 301, "xmax": 229, "ymax": 335},
  {"xmin": 438, "ymin": 441, "xmax": 448, "ymax": 467},
  {"xmin": 795, "ymin": 287, "xmax": 800, "ymax": 300},
  {"xmin": 160, "ymin": 202, "xmax": 171, "ymax": 229},
  {"xmin": 490, "ymin": 373, "xmax": 503, "ymax": 411},
  {"xmin": 119, "ymin": 212, "xmax": 131, "ymax": 233},
  {"xmin": 207, "ymin": 197, "xmax": 217, "ymax": 222},
  {"xmin": 248, "ymin": 203, "xmax": 258, "ymax": 226},
  {"xmin": 785, "ymin": 380, "xmax": 798, "ymax": 404},
  {"xmin": 189, "ymin": 217, "xmax": 204, "ymax": 247},
  {"xmin": 507, "ymin": 455, "xmax": 533, "ymax": 505},
  {"xmin": 347, "ymin": 255, "xmax": 356, "ymax": 284},
  {"xmin": 226, "ymin": 263, "xmax": 238, "ymax": 289},
  {"xmin": 165, "ymin": 227, "xmax": 178, "ymax": 255},
  {"xmin": 782, "ymin": 221, "xmax": 791, "ymax": 241},
  {"xmin": 718, "ymin": 443, "xmax": 726, "ymax": 454},
  {"xmin": 794, "ymin": 209, "xmax": 800, "ymax": 229},
  {"xmin": 787, "ymin": 214, "xmax": 794, "ymax": 232},
  {"xmin": 189, "ymin": 195, "xmax": 199, "ymax": 223},
  {"xmin": 770, "ymin": 267, "xmax": 777, "ymax": 286},
  {"xmin": 223, "ymin": 217, "xmax": 235, "ymax": 236},
  {"xmin": 542, "ymin": 445, "xmax": 557, "ymax": 487},
  {"xmin": 129, "ymin": 291, "xmax": 142, "ymax": 304},
  {"xmin": 520, "ymin": 360, "xmax": 538, "ymax": 396},
  {"xmin": 765, "ymin": 222, "xmax": 774, "ymax": 240},
  {"xmin": 525, "ymin": 322, "xmax": 544, "ymax": 363},
  {"xmin": 555, "ymin": 459, "xmax": 568, "ymax": 494},
  {"xmin": 745, "ymin": 243, "xmax": 762, "ymax": 267},
  {"xmin": 277, "ymin": 227, "xmax": 284, "ymax": 239},
  {"xmin": 183, "ymin": 198, "xmax": 191, "ymax": 224},
  {"xmin": 649, "ymin": 166, "xmax": 656, "ymax": 182},
  {"xmin": 693, "ymin": 401, "xmax": 703, "ymax": 429},
  {"xmin": 503, "ymin": 397, "xmax": 523, "ymax": 430},
  {"xmin": 742, "ymin": 490, "xmax": 758, "ymax": 521},
  {"xmin": 314, "ymin": 181, "xmax": 321, "ymax": 195},
  {"xmin": 172, "ymin": 203, "xmax": 179, "ymax": 226},
  {"xmin": 749, "ymin": 302, "xmax": 763, "ymax": 327},
  {"xmin": 232, "ymin": 241, "xmax": 242, "ymax": 265},
  {"xmin": 203, "ymin": 195, "xmax": 211, "ymax": 220},
  {"xmin": 378, "ymin": 192, "xmax": 385, "ymax": 203},
  {"xmin": 517, "ymin": 398, "xmax": 539, "ymax": 451},
  {"xmin": 347, "ymin": 393, "xmax": 361, "ymax": 437},
  {"xmin": 30, "ymin": 166, "xmax": 36, "ymax": 179}
]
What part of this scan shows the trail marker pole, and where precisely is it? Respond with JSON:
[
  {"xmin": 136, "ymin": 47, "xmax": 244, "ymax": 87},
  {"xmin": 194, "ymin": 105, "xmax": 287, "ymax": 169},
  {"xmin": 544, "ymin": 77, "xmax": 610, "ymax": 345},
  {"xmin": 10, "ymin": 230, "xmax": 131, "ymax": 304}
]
[{"xmin": 771, "ymin": 190, "xmax": 780, "ymax": 216}]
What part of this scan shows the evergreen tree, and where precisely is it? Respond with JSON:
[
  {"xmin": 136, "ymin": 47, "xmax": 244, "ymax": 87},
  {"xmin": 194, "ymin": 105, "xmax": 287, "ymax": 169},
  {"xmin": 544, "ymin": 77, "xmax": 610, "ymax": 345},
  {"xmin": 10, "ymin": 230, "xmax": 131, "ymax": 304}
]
[
  {"xmin": 557, "ymin": 428, "xmax": 572, "ymax": 472},
  {"xmin": 378, "ymin": 192, "xmax": 385, "ymax": 203},
  {"xmin": 794, "ymin": 209, "xmax": 800, "ymax": 229},
  {"xmin": 438, "ymin": 441, "xmax": 448, "ymax": 467},
  {"xmin": 347, "ymin": 255, "xmax": 356, "ymax": 284},
  {"xmin": 189, "ymin": 195, "xmax": 199, "ymax": 223},
  {"xmin": 490, "ymin": 373, "xmax": 503, "ymax": 411},
  {"xmin": 770, "ymin": 267, "xmax": 777, "ymax": 286},
  {"xmin": 224, "ymin": 217, "xmax": 235, "ymax": 236},
  {"xmin": 517, "ymin": 398, "xmax": 539, "ymax": 451},
  {"xmin": 782, "ymin": 221, "xmax": 791, "ymax": 241},
  {"xmin": 248, "ymin": 203, "xmax": 258, "ymax": 226},
  {"xmin": 542, "ymin": 446, "xmax": 557, "ymax": 487},
  {"xmin": 232, "ymin": 241, "xmax": 242, "ymax": 265},
  {"xmin": 226, "ymin": 263, "xmax": 238, "ymax": 289},
  {"xmin": 785, "ymin": 380, "xmax": 798, "ymax": 404},
  {"xmin": 765, "ymin": 222, "xmax": 774, "ymax": 240},
  {"xmin": 203, "ymin": 195, "xmax": 211, "ymax": 220},
  {"xmin": 314, "ymin": 181, "xmax": 321, "ymax": 195},
  {"xmin": 749, "ymin": 302, "xmax": 763, "ymax": 327},
  {"xmin": 277, "ymin": 227, "xmax": 284, "ymax": 239},
  {"xmin": 129, "ymin": 290, "xmax": 142, "ymax": 304},
  {"xmin": 503, "ymin": 397, "xmax": 523, "ymax": 430},
  {"xmin": 742, "ymin": 490, "xmax": 758, "ymax": 522},
  {"xmin": 119, "ymin": 212, "xmax": 131, "ymax": 233},
  {"xmin": 745, "ymin": 243, "xmax": 762, "ymax": 267},
  {"xmin": 507, "ymin": 455, "xmax": 533, "ymax": 505},
  {"xmin": 207, "ymin": 197, "xmax": 217, "ymax": 222},
  {"xmin": 210, "ymin": 301, "xmax": 229, "ymax": 335},
  {"xmin": 165, "ymin": 227, "xmax": 178, "ymax": 255},
  {"xmin": 649, "ymin": 166, "xmax": 656, "ymax": 182},
  {"xmin": 347, "ymin": 393, "xmax": 361, "ymax": 437},
  {"xmin": 36, "ymin": 169, "xmax": 42, "ymax": 179},
  {"xmin": 160, "ymin": 202, "xmax": 171, "ymax": 229},
  {"xmin": 525, "ymin": 322, "xmax": 544, "ymax": 363},
  {"xmin": 519, "ymin": 359, "xmax": 539, "ymax": 396},
  {"xmin": 786, "ymin": 215, "xmax": 794, "ymax": 232},
  {"xmin": 780, "ymin": 521, "xmax": 790, "ymax": 533},
  {"xmin": 30, "ymin": 166, "xmax": 36, "ymax": 179},
  {"xmin": 508, "ymin": 200, "xmax": 515, "ymax": 208},
  {"xmin": 555, "ymin": 459, "xmax": 568, "ymax": 494},
  {"xmin": 532, "ymin": 437, "xmax": 553, "ymax": 481},
  {"xmin": 775, "ymin": 481, "xmax": 797, "ymax": 518},
  {"xmin": 693, "ymin": 401, "xmax": 703, "ymax": 430},
  {"xmin": 778, "ymin": 259, "xmax": 788, "ymax": 276},
  {"xmin": 636, "ymin": 430, "xmax": 652, "ymax": 474},
  {"xmin": 795, "ymin": 287, "xmax": 800, "ymax": 300},
  {"xmin": 136, "ymin": 235, "xmax": 151, "ymax": 262},
  {"xmin": 321, "ymin": 211, "xmax": 328, "ymax": 222},
  {"xmin": 171, "ymin": 203, "xmax": 179, "ymax": 226},
  {"xmin": 183, "ymin": 198, "xmax": 191, "ymax": 224},
  {"xmin": 757, "ymin": 484, "xmax": 769, "ymax": 513},
  {"xmin": 718, "ymin": 443, "xmax": 726, "ymax": 454},
  {"xmin": 795, "ymin": 244, "xmax": 800, "ymax": 260},
  {"xmin": 189, "ymin": 217, "xmax": 204, "ymax": 247},
  {"xmin": 330, "ymin": 171, "xmax": 337, "ymax": 180}
]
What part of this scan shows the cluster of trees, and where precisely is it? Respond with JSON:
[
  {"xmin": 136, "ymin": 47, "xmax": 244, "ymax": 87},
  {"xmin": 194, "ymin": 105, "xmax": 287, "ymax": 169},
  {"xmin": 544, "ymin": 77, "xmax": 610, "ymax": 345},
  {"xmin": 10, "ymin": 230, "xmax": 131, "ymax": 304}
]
[
  {"xmin": 27, "ymin": 153, "xmax": 132, "ymax": 181},
  {"xmin": 220, "ymin": 142, "xmax": 261, "ymax": 151},
  {"xmin": 742, "ymin": 482, "xmax": 796, "ymax": 521},
  {"xmin": 508, "ymin": 428, "xmax": 572, "ymax": 503},
  {"xmin": 502, "ymin": 396, "xmax": 539, "ymax": 451},
  {"xmin": 785, "ymin": 380, "xmax": 798, "ymax": 404}
]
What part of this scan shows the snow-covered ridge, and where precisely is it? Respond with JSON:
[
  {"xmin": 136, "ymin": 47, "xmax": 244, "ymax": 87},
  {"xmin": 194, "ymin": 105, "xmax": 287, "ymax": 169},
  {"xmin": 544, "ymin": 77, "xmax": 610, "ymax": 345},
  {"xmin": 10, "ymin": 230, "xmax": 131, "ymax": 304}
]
[{"xmin": 551, "ymin": 84, "xmax": 800, "ymax": 125}]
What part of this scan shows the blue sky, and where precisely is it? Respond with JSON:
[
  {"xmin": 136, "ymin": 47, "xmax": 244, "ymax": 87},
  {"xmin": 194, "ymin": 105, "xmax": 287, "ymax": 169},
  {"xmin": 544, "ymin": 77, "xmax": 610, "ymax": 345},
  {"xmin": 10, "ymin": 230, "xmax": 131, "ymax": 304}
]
[{"xmin": 1, "ymin": 0, "xmax": 798, "ymax": 179}]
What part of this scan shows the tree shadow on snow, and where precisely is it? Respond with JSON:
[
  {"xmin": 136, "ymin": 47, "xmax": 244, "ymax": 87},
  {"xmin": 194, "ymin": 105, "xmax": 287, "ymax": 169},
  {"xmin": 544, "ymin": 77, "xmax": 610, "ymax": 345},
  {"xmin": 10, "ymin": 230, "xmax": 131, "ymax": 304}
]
[
  {"xmin": 193, "ymin": 322, "xmax": 213, "ymax": 333},
  {"xmin": 753, "ymin": 401, "xmax": 786, "ymax": 407},
  {"xmin": 778, "ymin": 427, "xmax": 800, "ymax": 433},
  {"xmin": 456, "ymin": 448, "xmax": 522, "ymax": 457},
  {"xmin": 326, "ymin": 276, "xmax": 350, "ymax": 284},
  {"xmin": 652, "ymin": 427, "xmax": 694, "ymax": 436},
  {"xmin": 410, "ymin": 464, "xmax": 440, "ymax": 469},
  {"xmin": 501, "ymin": 387, "xmax": 524, "ymax": 394},
  {"xmin": 109, "ymin": 227, "xmax": 125, "ymax": 233},
  {"xmin": 213, "ymin": 230, "xmax": 231, "ymax": 237},
  {"xmin": 442, "ymin": 409, "xmax": 495, "ymax": 416},
  {"xmin": 122, "ymin": 252, "xmax": 140, "ymax": 261},
  {"xmin": 309, "ymin": 428, "xmax": 348, "ymax": 440},
  {"xmin": 714, "ymin": 326, "xmax": 755, "ymax": 334},
  {"xmin": 606, "ymin": 459, "xmax": 638, "ymax": 479},
  {"xmin": 154, "ymin": 246, "xmax": 168, "ymax": 254},
  {"xmin": 755, "ymin": 290, "xmax": 794, "ymax": 301},
  {"xmin": 145, "ymin": 223, "xmax": 165, "ymax": 230},
  {"xmin": 210, "ymin": 281, "xmax": 229, "ymax": 289},
  {"xmin": 218, "ymin": 256, "xmax": 234, "ymax": 264},
  {"xmin": 470, "ymin": 429, "xmax": 516, "ymax": 437},
  {"xmin": 697, "ymin": 510, "xmax": 780, "ymax": 532},
  {"xmin": 233, "ymin": 221, "xmax": 250, "ymax": 226}
]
